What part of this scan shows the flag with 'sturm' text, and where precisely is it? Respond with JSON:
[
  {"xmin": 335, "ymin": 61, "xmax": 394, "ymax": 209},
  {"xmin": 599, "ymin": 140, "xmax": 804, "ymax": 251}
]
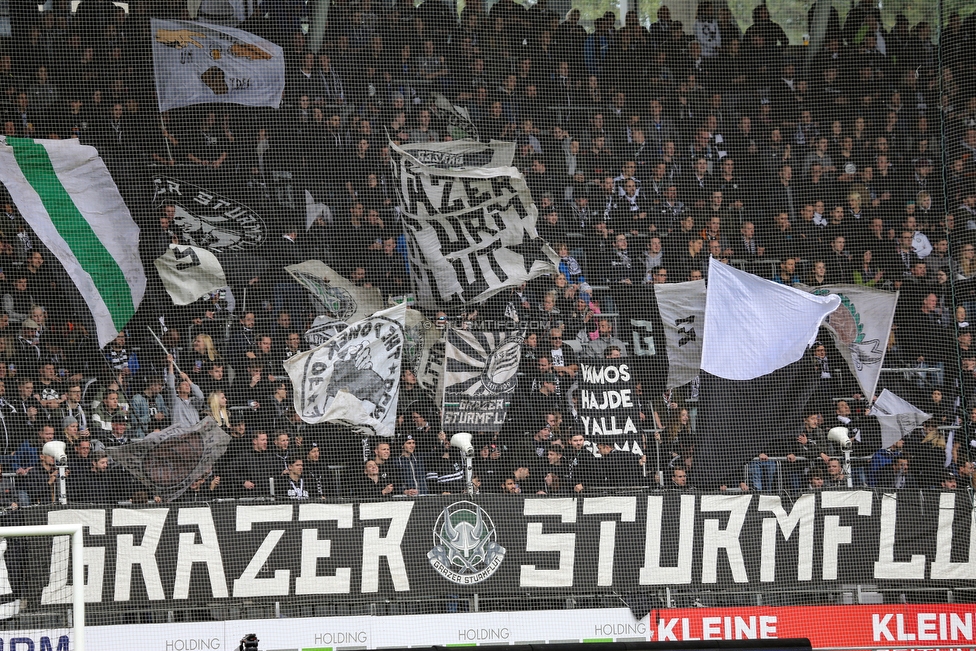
[{"xmin": 0, "ymin": 138, "xmax": 146, "ymax": 347}]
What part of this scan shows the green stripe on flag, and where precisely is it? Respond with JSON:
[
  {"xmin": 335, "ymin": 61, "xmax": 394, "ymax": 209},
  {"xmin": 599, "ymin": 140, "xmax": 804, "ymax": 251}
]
[{"xmin": 8, "ymin": 138, "xmax": 134, "ymax": 328}]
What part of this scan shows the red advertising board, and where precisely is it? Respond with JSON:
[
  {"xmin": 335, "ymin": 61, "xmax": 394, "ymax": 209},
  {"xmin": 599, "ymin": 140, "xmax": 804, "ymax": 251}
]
[{"xmin": 645, "ymin": 605, "xmax": 976, "ymax": 649}]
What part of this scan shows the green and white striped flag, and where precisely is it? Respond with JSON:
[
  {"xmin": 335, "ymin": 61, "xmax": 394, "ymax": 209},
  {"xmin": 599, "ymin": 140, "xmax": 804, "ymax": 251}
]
[{"xmin": 0, "ymin": 138, "xmax": 146, "ymax": 348}]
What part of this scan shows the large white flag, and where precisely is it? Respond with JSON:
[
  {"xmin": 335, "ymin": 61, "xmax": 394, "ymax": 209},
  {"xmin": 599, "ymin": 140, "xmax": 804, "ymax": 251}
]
[
  {"xmin": 871, "ymin": 389, "xmax": 932, "ymax": 449},
  {"xmin": 804, "ymin": 284, "xmax": 898, "ymax": 401},
  {"xmin": 154, "ymin": 244, "xmax": 226, "ymax": 306},
  {"xmin": 701, "ymin": 258, "xmax": 840, "ymax": 380},
  {"xmin": 390, "ymin": 140, "xmax": 559, "ymax": 311},
  {"xmin": 151, "ymin": 19, "xmax": 285, "ymax": 111},
  {"xmin": 654, "ymin": 279, "xmax": 706, "ymax": 389},
  {"xmin": 0, "ymin": 138, "xmax": 145, "ymax": 348},
  {"xmin": 284, "ymin": 303, "xmax": 406, "ymax": 436}
]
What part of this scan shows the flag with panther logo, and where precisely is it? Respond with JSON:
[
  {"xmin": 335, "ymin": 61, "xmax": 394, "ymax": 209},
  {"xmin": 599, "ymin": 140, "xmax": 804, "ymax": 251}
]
[
  {"xmin": 442, "ymin": 329, "xmax": 522, "ymax": 432},
  {"xmin": 802, "ymin": 284, "xmax": 898, "ymax": 401}
]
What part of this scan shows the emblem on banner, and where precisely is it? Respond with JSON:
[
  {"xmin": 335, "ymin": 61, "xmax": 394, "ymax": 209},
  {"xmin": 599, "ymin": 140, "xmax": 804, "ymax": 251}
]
[
  {"xmin": 481, "ymin": 339, "xmax": 522, "ymax": 394},
  {"xmin": 152, "ymin": 176, "xmax": 268, "ymax": 252},
  {"xmin": 428, "ymin": 501, "xmax": 505, "ymax": 585}
]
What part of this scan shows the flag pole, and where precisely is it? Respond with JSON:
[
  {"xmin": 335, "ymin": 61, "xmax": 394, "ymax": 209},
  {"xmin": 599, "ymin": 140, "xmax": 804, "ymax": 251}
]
[{"xmin": 147, "ymin": 326, "xmax": 182, "ymax": 375}]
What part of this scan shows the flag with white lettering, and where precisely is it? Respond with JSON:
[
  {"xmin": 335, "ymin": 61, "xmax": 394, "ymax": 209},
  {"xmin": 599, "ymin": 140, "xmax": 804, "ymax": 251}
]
[
  {"xmin": 871, "ymin": 389, "xmax": 932, "ymax": 449},
  {"xmin": 390, "ymin": 140, "xmax": 559, "ymax": 312},
  {"xmin": 154, "ymin": 244, "xmax": 226, "ymax": 306},
  {"xmin": 152, "ymin": 175, "xmax": 270, "ymax": 253},
  {"xmin": 107, "ymin": 417, "xmax": 231, "ymax": 502},
  {"xmin": 578, "ymin": 361, "xmax": 642, "ymax": 451},
  {"xmin": 151, "ymin": 19, "xmax": 285, "ymax": 111},
  {"xmin": 654, "ymin": 279, "xmax": 706, "ymax": 389},
  {"xmin": 702, "ymin": 258, "xmax": 841, "ymax": 379},
  {"xmin": 286, "ymin": 260, "xmax": 385, "ymax": 324},
  {"xmin": 804, "ymin": 284, "xmax": 898, "ymax": 401},
  {"xmin": 284, "ymin": 303, "xmax": 406, "ymax": 436},
  {"xmin": 442, "ymin": 328, "xmax": 522, "ymax": 432}
]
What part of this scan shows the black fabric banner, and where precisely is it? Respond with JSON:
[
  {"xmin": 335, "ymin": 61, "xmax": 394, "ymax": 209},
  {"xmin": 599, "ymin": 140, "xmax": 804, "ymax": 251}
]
[
  {"xmin": 6, "ymin": 490, "xmax": 974, "ymax": 610},
  {"xmin": 578, "ymin": 361, "xmax": 642, "ymax": 446}
]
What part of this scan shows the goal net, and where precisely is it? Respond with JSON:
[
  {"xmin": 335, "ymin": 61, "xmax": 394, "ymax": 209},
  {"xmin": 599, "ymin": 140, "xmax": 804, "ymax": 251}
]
[{"xmin": 0, "ymin": 522, "xmax": 83, "ymax": 651}]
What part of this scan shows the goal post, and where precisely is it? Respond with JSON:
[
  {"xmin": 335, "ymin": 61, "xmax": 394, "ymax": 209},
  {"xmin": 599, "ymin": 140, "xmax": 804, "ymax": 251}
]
[{"xmin": 0, "ymin": 523, "xmax": 85, "ymax": 651}]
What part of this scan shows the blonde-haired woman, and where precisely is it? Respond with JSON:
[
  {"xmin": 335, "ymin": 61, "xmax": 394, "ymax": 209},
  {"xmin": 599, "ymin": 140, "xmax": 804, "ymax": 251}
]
[
  {"xmin": 193, "ymin": 333, "xmax": 221, "ymax": 362},
  {"xmin": 208, "ymin": 390, "xmax": 231, "ymax": 427}
]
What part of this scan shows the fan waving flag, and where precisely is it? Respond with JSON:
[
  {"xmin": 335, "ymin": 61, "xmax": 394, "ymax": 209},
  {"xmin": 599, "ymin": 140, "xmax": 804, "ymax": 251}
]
[
  {"xmin": 0, "ymin": 137, "xmax": 145, "ymax": 348},
  {"xmin": 702, "ymin": 258, "xmax": 841, "ymax": 380},
  {"xmin": 151, "ymin": 19, "xmax": 285, "ymax": 111}
]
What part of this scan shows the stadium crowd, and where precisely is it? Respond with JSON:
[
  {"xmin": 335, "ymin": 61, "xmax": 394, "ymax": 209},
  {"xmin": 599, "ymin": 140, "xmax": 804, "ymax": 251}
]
[{"xmin": 0, "ymin": 0, "xmax": 974, "ymax": 505}]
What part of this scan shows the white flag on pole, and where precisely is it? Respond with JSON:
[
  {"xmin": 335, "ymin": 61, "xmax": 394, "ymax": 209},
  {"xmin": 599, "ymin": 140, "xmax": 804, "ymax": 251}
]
[
  {"xmin": 701, "ymin": 258, "xmax": 840, "ymax": 380},
  {"xmin": 284, "ymin": 303, "xmax": 406, "ymax": 436},
  {"xmin": 151, "ymin": 19, "xmax": 285, "ymax": 111}
]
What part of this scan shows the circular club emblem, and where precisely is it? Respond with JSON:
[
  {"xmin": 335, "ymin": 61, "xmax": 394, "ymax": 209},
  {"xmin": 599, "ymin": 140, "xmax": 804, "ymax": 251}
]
[
  {"xmin": 481, "ymin": 339, "xmax": 522, "ymax": 394},
  {"xmin": 427, "ymin": 501, "xmax": 506, "ymax": 585}
]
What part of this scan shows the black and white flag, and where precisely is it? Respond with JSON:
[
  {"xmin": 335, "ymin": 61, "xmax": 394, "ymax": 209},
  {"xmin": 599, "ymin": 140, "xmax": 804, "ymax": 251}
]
[
  {"xmin": 442, "ymin": 328, "xmax": 522, "ymax": 432},
  {"xmin": 152, "ymin": 175, "xmax": 269, "ymax": 253},
  {"xmin": 430, "ymin": 93, "xmax": 480, "ymax": 141},
  {"xmin": 108, "ymin": 417, "xmax": 231, "ymax": 502},
  {"xmin": 154, "ymin": 244, "xmax": 226, "ymax": 306},
  {"xmin": 390, "ymin": 140, "xmax": 559, "ymax": 311},
  {"xmin": 654, "ymin": 279, "xmax": 706, "ymax": 389},
  {"xmin": 284, "ymin": 303, "xmax": 406, "ymax": 437},
  {"xmin": 578, "ymin": 361, "xmax": 641, "ymax": 447}
]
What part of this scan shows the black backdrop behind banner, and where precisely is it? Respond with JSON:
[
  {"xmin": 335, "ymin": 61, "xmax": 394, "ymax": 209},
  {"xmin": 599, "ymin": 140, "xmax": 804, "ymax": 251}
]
[{"xmin": 4, "ymin": 490, "xmax": 973, "ymax": 612}]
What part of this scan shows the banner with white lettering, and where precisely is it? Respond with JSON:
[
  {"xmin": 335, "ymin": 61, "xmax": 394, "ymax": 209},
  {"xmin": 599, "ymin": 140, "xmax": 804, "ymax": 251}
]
[
  {"xmin": 390, "ymin": 140, "xmax": 559, "ymax": 311},
  {"xmin": 11, "ymin": 490, "xmax": 972, "ymax": 610},
  {"xmin": 442, "ymin": 329, "xmax": 522, "ymax": 432},
  {"xmin": 284, "ymin": 303, "xmax": 406, "ymax": 436},
  {"xmin": 578, "ymin": 361, "xmax": 641, "ymax": 442}
]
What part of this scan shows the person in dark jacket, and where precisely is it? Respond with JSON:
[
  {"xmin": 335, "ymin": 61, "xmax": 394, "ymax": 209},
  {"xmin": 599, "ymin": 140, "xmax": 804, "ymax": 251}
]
[{"xmin": 357, "ymin": 460, "xmax": 393, "ymax": 498}]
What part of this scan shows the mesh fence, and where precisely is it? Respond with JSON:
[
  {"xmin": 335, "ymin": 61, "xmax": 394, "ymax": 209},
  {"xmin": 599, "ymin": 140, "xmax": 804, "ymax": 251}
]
[{"xmin": 0, "ymin": 0, "xmax": 975, "ymax": 647}]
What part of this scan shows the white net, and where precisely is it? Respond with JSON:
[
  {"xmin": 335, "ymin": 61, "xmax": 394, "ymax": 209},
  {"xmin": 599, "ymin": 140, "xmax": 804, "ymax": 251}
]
[{"xmin": 0, "ymin": 0, "xmax": 975, "ymax": 649}]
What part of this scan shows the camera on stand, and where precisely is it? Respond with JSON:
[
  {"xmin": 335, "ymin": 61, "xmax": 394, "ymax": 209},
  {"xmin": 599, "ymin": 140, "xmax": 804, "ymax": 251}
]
[{"xmin": 239, "ymin": 633, "xmax": 259, "ymax": 651}]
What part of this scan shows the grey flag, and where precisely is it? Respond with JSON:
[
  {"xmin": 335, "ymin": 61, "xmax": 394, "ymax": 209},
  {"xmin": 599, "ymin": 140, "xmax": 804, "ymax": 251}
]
[
  {"xmin": 871, "ymin": 389, "xmax": 932, "ymax": 449},
  {"xmin": 654, "ymin": 279, "xmax": 706, "ymax": 389},
  {"xmin": 107, "ymin": 417, "xmax": 231, "ymax": 502},
  {"xmin": 430, "ymin": 93, "xmax": 480, "ymax": 141},
  {"xmin": 804, "ymin": 284, "xmax": 898, "ymax": 401}
]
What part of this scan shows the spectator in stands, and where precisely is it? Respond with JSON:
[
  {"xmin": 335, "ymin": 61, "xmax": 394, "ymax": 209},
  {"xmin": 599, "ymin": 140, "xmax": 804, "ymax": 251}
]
[
  {"xmin": 235, "ymin": 431, "xmax": 277, "ymax": 497},
  {"xmin": 395, "ymin": 435, "xmax": 427, "ymax": 497},
  {"xmin": 165, "ymin": 354, "xmax": 205, "ymax": 429},
  {"xmin": 275, "ymin": 458, "xmax": 309, "ymax": 500},
  {"xmin": 358, "ymin": 460, "xmax": 394, "ymax": 498},
  {"xmin": 130, "ymin": 378, "xmax": 167, "ymax": 439}
]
